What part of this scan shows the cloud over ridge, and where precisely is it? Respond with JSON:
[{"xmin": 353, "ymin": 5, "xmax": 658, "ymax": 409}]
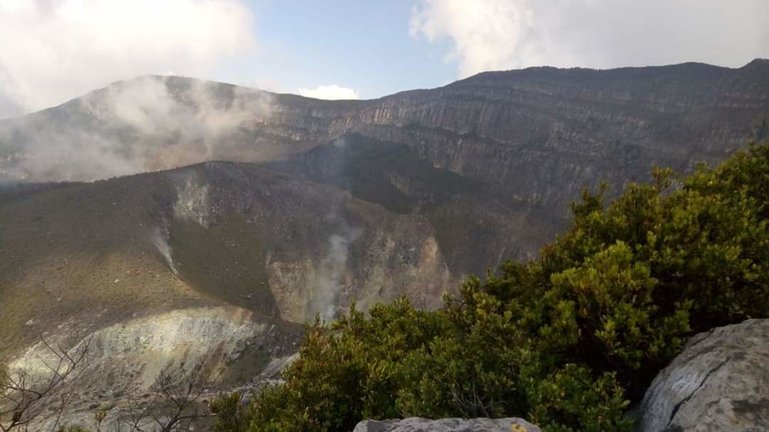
[
  {"xmin": 411, "ymin": 0, "xmax": 769, "ymax": 78},
  {"xmin": 0, "ymin": 0, "xmax": 256, "ymax": 118},
  {"xmin": 298, "ymin": 85, "xmax": 359, "ymax": 100}
]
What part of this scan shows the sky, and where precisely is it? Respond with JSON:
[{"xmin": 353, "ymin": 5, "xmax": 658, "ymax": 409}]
[{"xmin": 0, "ymin": 0, "xmax": 768, "ymax": 119}]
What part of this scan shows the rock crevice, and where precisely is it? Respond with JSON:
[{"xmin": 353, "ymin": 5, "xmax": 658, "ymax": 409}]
[{"xmin": 639, "ymin": 319, "xmax": 769, "ymax": 432}]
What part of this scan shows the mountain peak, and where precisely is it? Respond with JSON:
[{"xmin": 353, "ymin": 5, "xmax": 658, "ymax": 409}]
[{"xmin": 742, "ymin": 58, "xmax": 769, "ymax": 69}]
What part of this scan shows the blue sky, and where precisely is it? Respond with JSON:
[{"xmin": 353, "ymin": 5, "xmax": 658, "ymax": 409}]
[
  {"xmin": 224, "ymin": 0, "xmax": 769, "ymax": 99},
  {"xmin": 223, "ymin": 0, "xmax": 456, "ymax": 98},
  {"xmin": 0, "ymin": 0, "xmax": 768, "ymax": 118}
]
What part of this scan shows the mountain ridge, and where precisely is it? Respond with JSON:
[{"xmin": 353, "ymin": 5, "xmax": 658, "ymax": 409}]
[
  {"xmin": 3, "ymin": 58, "xmax": 766, "ymax": 123},
  {"xmin": 2, "ymin": 58, "xmax": 767, "ymax": 275}
]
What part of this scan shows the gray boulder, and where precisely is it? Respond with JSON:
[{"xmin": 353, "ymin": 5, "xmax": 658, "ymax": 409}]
[
  {"xmin": 353, "ymin": 417, "xmax": 540, "ymax": 432},
  {"xmin": 638, "ymin": 319, "xmax": 769, "ymax": 431}
]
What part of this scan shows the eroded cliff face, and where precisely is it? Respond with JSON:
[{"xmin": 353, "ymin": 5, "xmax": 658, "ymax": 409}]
[
  {"xmin": 267, "ymin": 60, "xmax": 769, "ymax": 217},
  {"xmin": 3, "ymin": 61, "xmax": 767, "ymax": 221},
  {"xmin": 167, "ymin": 162, "xmax": 452, "ymax": 322}
]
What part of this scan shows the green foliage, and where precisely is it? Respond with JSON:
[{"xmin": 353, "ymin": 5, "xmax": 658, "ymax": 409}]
[
  {"xmin": 525, "ymin": 365, "xmax": 631, "ymax": 432},
  {"xmin": 395, "ymin": 286, "xmax": 528, "ymax": 418},
  {"xmin": 538, "ymin": 242, "xmax": 692, "ymax": 396},
  {"xmin": 211, "ymin": 392, "xmax": 249, "ymax": 432},
  {"xmin": 215, "ymin": 143, "xmax": 769, "ymax": 431}
]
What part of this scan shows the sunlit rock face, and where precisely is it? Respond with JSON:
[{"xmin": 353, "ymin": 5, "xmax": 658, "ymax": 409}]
[
  {"xmin": 9, "ymin": 307, "xmax": 275, "ymax": 392},
  {"xmin": 7, "ymin": 307, "xmax": 301, "ymax": 432},
  {"xmin": 638, "ymin": 319, "xmax": 769, "ymax": 432}
]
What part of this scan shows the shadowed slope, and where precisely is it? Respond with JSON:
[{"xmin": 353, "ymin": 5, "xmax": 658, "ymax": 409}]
[{"xmin": 0, "ymin": 162, "xmax": 451, "ymax": 360}]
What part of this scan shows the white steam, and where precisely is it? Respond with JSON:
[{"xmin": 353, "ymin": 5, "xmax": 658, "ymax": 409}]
[
  {"xmin": 89, "ymin": 77, "xmax": 273, "ymax": 152},
  {"xmin": 310, "ymin": 227, "xmax": 361, "ymax": 320},
  {"xmin": 0, "ymin": 76, "xmax": 274, "ymax": 181},
  {"xmin": 171, "ymin": 170, "xmax": 211, "ymax": 227},
  {"xmin": 151, "ymin": 225, "xmax": 179, "ymax": 276},
  {"xmin": 0, "ymin": 0, "xmax": 256, "ymax": 117},
  {"xmin": 311, "ymin": 226, "xmax": 361, "ymax": 320}
]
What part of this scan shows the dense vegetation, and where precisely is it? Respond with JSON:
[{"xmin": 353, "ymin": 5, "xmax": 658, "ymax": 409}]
[{"xmin": 213, "ymin": 144, "xmax": 769, "ymax": 431}]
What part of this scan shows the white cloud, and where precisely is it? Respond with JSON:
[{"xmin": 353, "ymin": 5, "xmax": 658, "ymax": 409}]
[
  {"xmin": 298, "ymin": 85, "xmax": 359, "ymax": 100},
  {"xmin": 0, "ymin": 0, "xmax": 256, "ymax": 117},
  {"xmin": 411, "ymin": 0, "xmax": 769, "ymax": 78},
  {"xmin": 0, "ymin": 75, "xmax": 275, "ymax": 181}
]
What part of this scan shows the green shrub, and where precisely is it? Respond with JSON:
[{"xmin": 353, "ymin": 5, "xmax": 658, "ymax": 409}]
[{"xmin": 215, "ymin": 143, "xmax": 769, "ymax": 431}]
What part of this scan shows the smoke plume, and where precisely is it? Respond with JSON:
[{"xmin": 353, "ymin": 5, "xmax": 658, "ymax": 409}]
[
  {"xmin": 311, "ymin": 225, "xmax": 361, "ymax": 320},
  {"xmin": 0, "ymin": 76, "xmax": 274, "ymax": 181},
  {"xmin": 0, "ymin": 0, "xmax": 255, "ymax": 117},
  {"xmin": 151, "ymin": 225, "xmax": 179, "ymax": 276}
]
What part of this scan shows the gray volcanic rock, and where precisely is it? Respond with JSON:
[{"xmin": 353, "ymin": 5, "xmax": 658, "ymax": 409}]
[
  {"xmin": 353, "ymin": 417, "xmax": 541, "ymax": 432},
  {"xmin": 7, "ymin": 306, "xmax": 298, "ymax": 432},
  {"xmin": 638, "ymin": 319, "xmax": 769, "ymax": 432}
]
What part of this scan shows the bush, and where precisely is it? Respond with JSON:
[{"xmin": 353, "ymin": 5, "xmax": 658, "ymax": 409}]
[{"xmin": 214, "ymin": 143, "xmax": 769, "ymax": 431}]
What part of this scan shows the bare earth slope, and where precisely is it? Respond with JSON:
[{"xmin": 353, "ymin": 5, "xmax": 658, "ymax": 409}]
[{"xmin": 0, "ymin": 161, "xmax": 451, "ymax": 428}]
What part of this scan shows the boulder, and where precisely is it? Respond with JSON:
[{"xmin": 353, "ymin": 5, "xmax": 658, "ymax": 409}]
[
  {"xmin": 638, "ymin": 319, "xmax": 769, "ymax": 431},
  {"xmin": 353, "ymin": 417, "xmax": 540, "ymax": 432}
]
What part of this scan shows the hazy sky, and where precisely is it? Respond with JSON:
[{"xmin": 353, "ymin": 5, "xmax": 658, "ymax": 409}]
[{"xmin": 1, "ymin": 0, "xmax": 768, "ymax": 118}]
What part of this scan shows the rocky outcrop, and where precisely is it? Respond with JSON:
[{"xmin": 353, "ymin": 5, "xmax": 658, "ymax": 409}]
[
  {"xmin": 353, "ymin": 417, "xmax": 541, "ymax": 432},
  {"xmin": 7, "ymin": 306, "xmax": 301, "ymax": 432},
  {"xmin": 638, "ymin": 319, "xmax": 769, "ymax": 432},
  {"xmin": 8, "ymin": 307, "xmax": 290, "ymax": 390}
]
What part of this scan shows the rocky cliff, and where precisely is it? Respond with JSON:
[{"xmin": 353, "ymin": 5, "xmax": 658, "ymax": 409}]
[
  {"xmin": 0, "ymin": 162, "xmax": 452, "ymax": 429},
  {"xmin": 3, "ymin": 60, "xmax": 768, "ymax": 211}
]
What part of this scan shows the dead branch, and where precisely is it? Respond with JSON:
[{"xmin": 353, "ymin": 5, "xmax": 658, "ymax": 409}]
[
  {"xmin": 116, "ymin": 360, "xmax": 211, "ymax": 432},
  {"xmin": 0, "ymin": 335, "xmax": 92, "ymax": 432}
]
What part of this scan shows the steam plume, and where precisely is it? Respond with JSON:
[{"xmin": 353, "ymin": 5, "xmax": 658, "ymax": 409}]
[{"xmin": 0, "ymin": 76, "xmax": 274, "ymax": 181}]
